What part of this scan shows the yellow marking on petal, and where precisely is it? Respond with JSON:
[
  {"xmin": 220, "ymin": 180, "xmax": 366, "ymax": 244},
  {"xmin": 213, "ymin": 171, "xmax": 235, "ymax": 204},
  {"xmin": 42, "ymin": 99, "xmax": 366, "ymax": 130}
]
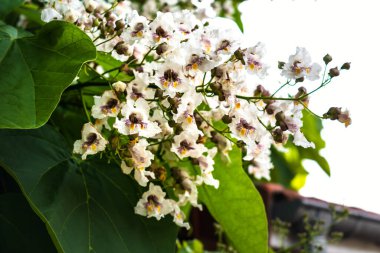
[
  {"xmin": 163, "ymin": 81, "xmax": 169, "ymax": 87},
  {"xmin": 192, "ymin": 63, "xmax": 198, "ymax": 70},
  {"xmin": 137, "ymin": 31, "xmax": 143, "ymax": 37},
  {"xmin": 91, "ymin": 144, "xmax": 97, "ymax": 151},
  {"xmin": 154, "ymin": 37, "xmax": 161, "ymax": 43},
  {"xmin": 235, "ymin": 102, "xmax": 241, "ymax": 109},
  {"xmin": 111, "ymin": 107, "xmax": 117, "ymax": 113},
  {"xmin": 186, "ymin": 116, "xmax": 193, "ymax": 124},
  {"xmin": 180, "ymin": 148, "xmax": 187, "ymax": 155},
  {"xmin": 156, "ymin": 205, "xmax": 161, "ymax": 213},
  {"xmin": 173, "ymin": 81, "xmax": 178, "ymax": 88},
  {"xmin": 295, "ymin": 68, "xmax": 302, "ymax": 75},
  {"xmin": 205, "ymin": 45, "xmax": 211, "ymax": 54},
  {"xmin": 249, "ymin": 63, "xmax": 255, "ymax": 70},
  {"xmin": 306, "ymin": 67, "xmax": 311, "ymax": 74},
  {"xmin": 130, "ymin": 123, "xmax": 135, "ymax": 130},
  {"xmin": 240, "ymin": 128, "xmax": 247, "ymax": 136},
  {"xmin": 147, "ymin": 204, "xmax": 154, "ymax": 213}
]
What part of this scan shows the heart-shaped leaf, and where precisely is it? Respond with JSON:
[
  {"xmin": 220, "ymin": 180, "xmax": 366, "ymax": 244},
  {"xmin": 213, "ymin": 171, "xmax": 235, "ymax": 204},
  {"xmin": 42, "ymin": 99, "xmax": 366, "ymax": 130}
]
[
  {"xmin": 0, "ymin": 21, "xmax": 96, "ymax": 129},
  {"xmin": 0, "ymin": 125, "xmax": 177, "ymax": 253}
]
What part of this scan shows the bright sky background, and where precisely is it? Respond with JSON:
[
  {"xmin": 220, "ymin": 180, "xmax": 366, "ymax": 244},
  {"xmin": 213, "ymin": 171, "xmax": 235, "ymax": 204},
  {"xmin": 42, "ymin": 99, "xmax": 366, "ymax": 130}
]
[{"xmin": 240, "ymin": 0, "xmax": 380, "ymax": 213}]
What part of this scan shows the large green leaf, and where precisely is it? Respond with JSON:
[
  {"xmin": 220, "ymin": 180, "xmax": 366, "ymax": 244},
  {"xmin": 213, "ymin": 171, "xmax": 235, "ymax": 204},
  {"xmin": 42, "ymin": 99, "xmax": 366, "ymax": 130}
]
[
  {"xmin": 298, "ymin": 110, "xmax": 330, "ymax": 176},
  {"xmin": 198, "ymin": 146, "xmax": 268, "ymax": 253},
  {"xmin": 0, "ymin": 125, "xmax": 178, "ymax": 253},
  {"xmin": 0, "ymin": 21, "xmax": 96, "ymax": 129},
  {"xmin": 0, "ymin": 0, "xmax": 24, "ymax": 19},
  {"xmin": 0, "ymin": 193, "xmax": 57, "ymax": 253}
]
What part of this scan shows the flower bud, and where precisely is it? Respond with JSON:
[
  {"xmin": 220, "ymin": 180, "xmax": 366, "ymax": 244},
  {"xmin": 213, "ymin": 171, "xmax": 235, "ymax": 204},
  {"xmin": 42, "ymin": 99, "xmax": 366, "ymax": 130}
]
[
  {"xmin": 273, "ymin": 128, "xmax": 285, "ymax": 143},
  {"xmin": 112, "ymin": 81, "xmax": 127, "ymax": 93},
  {"xmin": 295, "ymin": 77, "xmax": 304, "ymax": 83},
  {"xmin": 341, "ymin": 62, "xmax": 351, "ymax": 70},
  {"xmin": 323, "ymin": 54, "xmax": 333, "ymax": 64},
  {"xmin": 278, "ymin": 61, "xmax": 285, "ymax": 69},
  {"xmin": 323, "ymin": 107, "xmax": 342, "ymax": 120},
  {"xmin": 150, "ymin": 166, "xmax": 167, "ymax": 182},
  {"xmin": 234, "ymin": 49, "xmax": 245, "ymax": 64},
  {"xmin": 222, "ymin": 115, "xmax": 232, "ymax": 124},
  {"xmin": 114, "ymin": 41, "xmax": 129, "ymax": 56},
  {"xmin": 115, "ymin": 20, "xmax": 125, "ymax": 30},
  {"xmin": 329, "ymin": 67, "xmax": 340, "ymax": 77},
  {"xmin": 295, "ymin": 86, "xmax": 309, "ymax": 105},
  {"xmin": 155, "ymin": 43, "xmax": 169, "ymax": 55}
]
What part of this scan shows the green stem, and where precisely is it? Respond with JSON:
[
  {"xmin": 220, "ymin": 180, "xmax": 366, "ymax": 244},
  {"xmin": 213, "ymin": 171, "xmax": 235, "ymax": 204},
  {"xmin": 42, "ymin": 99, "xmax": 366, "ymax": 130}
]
[
  {"xmin": 195, "ymin": 109, "xmax": 237, "ymax": 145},
  {"xmin": 80, "ymin": 89, "xmax": 92, "ymax": 123}
]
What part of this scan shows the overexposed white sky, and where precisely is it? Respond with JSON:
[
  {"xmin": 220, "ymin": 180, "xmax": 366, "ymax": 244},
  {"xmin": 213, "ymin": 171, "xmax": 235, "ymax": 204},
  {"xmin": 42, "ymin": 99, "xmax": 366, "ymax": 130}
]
[{"xmin": 240, "ymin": 0, "xmax": 380, "ymax": 213}]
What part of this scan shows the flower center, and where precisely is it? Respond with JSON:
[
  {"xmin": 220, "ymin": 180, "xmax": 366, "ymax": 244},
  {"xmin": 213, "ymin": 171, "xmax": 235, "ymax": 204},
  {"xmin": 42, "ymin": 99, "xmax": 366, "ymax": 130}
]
[
  {"xmin": 101, "ymin": 98, "xmax": 118, "ymax": 113},
  {"xmin": 82, "ymin": 133, "xmax": 98, "ymax": 150},
  {"xmin": 160, "ymin": 69, "xmax": 181, "ymax": 88},
  {"xmin": 146, "ymin": 195, "xmax": 161, "ymax": 213},
  {"xmin": 236, "ymin": 119, "xmax": 255, "ymax": 136}
]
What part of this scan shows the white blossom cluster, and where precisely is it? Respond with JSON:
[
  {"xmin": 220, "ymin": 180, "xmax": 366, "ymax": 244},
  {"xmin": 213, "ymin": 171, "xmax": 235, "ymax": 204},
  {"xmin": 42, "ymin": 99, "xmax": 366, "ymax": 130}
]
[{"xmin": 41, "ymin": 0, "xmax": 350, "ymax": 229}]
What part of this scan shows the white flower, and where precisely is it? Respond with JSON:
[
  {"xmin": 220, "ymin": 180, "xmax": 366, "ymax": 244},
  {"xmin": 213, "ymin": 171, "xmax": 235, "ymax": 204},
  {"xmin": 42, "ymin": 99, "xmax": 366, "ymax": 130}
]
[
  {"xmin": 244, "ymin": 42, "xmax": 268, "ymax": 78},
  {"xmin": 126, "ymin": 71, "xmax": 155, "ymax": 101},
  {"xmin": 195, "ymin": 147, "xmax": 219, "ymax": 189},
  {"xmin": 91, "ymin": 90, "xmax": 121, "ymax": 119},
  {"xmin": 41, "ymin": 8, "xmax": 63, "ymax": 22},
  {"xmin": 171, "ymin": 131, "xmax": 207, "ymax": 159},
  {"xmin": 155, "ymin": 61, "xmax": 189, "ymax": 97},
  {"xmin": 73, "ymin": 123, "xmax": 108, "ymax": 160},
  {"xmin": 281, "ymin": 47, "xmax": 321, "ymax": 81},
  {"xmin": 177, "ymin": 179, "xmax": 202, "ymax": 210},
  {"xmin": 135, "ymin": 183, "xmax": 174, "ymax": 220},
  {"xmin": 173, "ymin": 90, "xmax": 203, "ymax": 129},
  {"xmin": 149, "ymin": 12, "xmax": 178, "ymax": 45},
  {"xmin": 121, "ymin": 10, "xmax": 150, "ymax": 44},
  {"xmin": 114, "ymin": 98, "xmax": 161, "ymax": 138},
  {"xmin": 150, "ymin": 110, "xmax": 173, "ymax": 138},
  {"xmin": 170, "ymin": 201, "xmax": 190, "ymax": 230}
]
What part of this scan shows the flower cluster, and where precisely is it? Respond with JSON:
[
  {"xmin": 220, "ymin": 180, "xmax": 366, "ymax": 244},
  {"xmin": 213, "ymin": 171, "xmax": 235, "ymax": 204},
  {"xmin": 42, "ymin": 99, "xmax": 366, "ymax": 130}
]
[{"xmin": 44, "ymin": 0, "xmax": 351, "ymax": 229}]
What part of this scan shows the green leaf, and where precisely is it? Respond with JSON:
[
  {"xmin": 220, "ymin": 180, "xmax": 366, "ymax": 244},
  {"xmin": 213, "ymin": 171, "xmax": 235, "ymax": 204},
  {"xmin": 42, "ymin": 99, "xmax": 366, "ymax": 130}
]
[
  {"xmin": 0, "ymin": 193, "xmax": 57, "ymax": 253},
  {"xmin": 0, "ymin": 21, "xmax": 96, "ymax": 129},
  {"xmin": 232, "ymin": 0, "xmax": 244, "ymax": 32},
  {"xmin": 198, "ymin": 146, "xmax": 268, "ymax": 253},
  {"xmin": 298, "ymin": 110, "xmax": 330, "ymax": 175},
  {"xmin": 95, "ymin": 52, "xmax": 134, "ymax": 82},
  {"xmin": 0, "ymin": 0, "xmax": 24, "ymax": 19},
  {"xmin": 0, "ymin": 125, "xmax": 178, "ymax": 253}
]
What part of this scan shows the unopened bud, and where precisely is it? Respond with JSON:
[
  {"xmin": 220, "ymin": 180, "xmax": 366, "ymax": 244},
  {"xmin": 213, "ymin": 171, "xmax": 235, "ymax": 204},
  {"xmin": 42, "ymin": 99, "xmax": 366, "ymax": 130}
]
[
  {"xmin": 329, "ymin": 67, "xmax": 340, "ymax": 77},
  {"xmin": 115, "ymin": 20, "xmax": 125, "ymax": 30},
  {"xmin": 273, "ymin": 128, "xmax": 285, "ymax": 143},
  {"xmin": 278, "ymin": 61, "xmax": 285, "ymax": 69},
  {"xmin": 151, "ymin": 166, "xmax": 167, "ymax": 182},
  {"xmin": 295, "ymin": 77, "xmax": 304, "ymax": 83},
  {"xmin": 114, "ymin": 41, "xmax": 129, "ymax": 56},
  {"xmin": 323, "ymin": 107, "xmax": 342, "ymax": 120},
  {"xmin": 155, "ymin": 43, "xmax": 169, "ymax": 55},
  {"xmin": 295, "ymin": 86, "xmax": 309, "ymax": 105},
  {"xmin": 222, "ymin": 115, "xmax": 232, "ymax": 124},
  {"xmin": 234, "ymin": 49, "xmax": 245, "ymax": 64},
  {"xmin": 341, "ymin": 62, "xmax": 351, "ymax": 70},
  {"xmin": 323, "ymin": 54, "xmax": 333, "ymax": 64},
  {"xmin": 112, "ymin": 81, "xmax": 127, "ymax": 93}
]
